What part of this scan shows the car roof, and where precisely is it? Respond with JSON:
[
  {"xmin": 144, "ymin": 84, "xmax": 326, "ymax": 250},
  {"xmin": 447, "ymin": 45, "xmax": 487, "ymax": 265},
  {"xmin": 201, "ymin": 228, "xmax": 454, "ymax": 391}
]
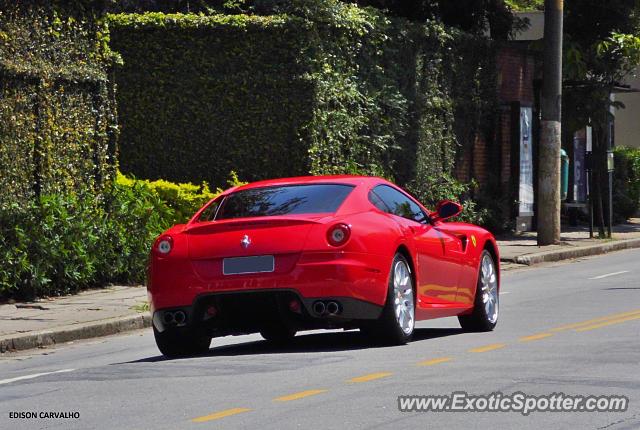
[{"xmin": 230, "ymin": 175, "xmax": 389, "ymax": 192}]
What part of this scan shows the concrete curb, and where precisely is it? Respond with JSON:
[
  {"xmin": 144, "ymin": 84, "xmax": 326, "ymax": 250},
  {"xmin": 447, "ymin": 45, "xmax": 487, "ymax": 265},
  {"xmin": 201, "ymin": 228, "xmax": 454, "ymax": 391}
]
[
  {"xmin": 503, "ymin": 237, "xmax": 640, "ymax": 266},
  {"xmin": 0, "ymin": 313, "xmax": 151, "ymax": 353}
]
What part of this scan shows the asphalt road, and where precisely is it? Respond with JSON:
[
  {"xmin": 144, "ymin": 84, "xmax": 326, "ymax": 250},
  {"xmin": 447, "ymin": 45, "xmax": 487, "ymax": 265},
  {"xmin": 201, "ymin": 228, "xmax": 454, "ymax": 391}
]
[{"xmin": 1, "ymin": 249, "xmax": 639, "ymax": 430}]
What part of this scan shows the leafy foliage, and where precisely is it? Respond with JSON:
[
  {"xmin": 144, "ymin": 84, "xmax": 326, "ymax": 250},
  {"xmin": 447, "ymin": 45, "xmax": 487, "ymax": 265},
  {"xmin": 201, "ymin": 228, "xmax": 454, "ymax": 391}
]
[
  {"xmin": 109, "ymin": 0, "xmax": 518, "ymax": 39},
  {"xmin": 595, "ymin": 32, "xmax": 640, "ymax": 84},
  {"xmin": 0, "ymin": 185, "xmax": 169, "ymax": 299},
  {"xmin": 109, "ymin": 12, "xmax": 314, "ymax": 186},
  {"xmin": 0, "ymin": 171, "xmax": 244, "ymax": 300},
  {"xmin": 109, "ymin": 1, "xmax": 496, "ymax": 224},
  {"xmin": 504, "ymin": 0, "xmax": 543, "ymax": 12},
  {"xmin": 613, "ymin": 147, "xmax": 640, "ymax": 222},
  {"xmin": 116, "ymin": 172, "xmax": 217, "ymax": 226},
  {"xmin": 115, "ymin": 170, "xmax": 245, "ymax": 224},
  {"xmin": 561, "ymin": 0, "xmax": 640, "ymax": 235},
  {"xmin": 563, "ymin": 0, "xmax": 640, "ymax": 107},
  {"xmin": 0, "ymin": 1, "xmax": 118, "ymax": 208}
]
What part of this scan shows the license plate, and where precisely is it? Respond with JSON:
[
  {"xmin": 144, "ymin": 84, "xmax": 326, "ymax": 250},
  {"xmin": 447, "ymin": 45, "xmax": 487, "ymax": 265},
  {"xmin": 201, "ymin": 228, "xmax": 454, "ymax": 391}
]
[{"xmin": 223, "ymin": 255, "xmax": 275, "ymax": 275}]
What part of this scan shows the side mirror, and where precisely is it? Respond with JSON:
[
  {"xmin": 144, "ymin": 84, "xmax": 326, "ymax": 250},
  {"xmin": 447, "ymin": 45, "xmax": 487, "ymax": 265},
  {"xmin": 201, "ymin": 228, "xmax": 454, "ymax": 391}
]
[{"xmin": 433, "ymin": 200, "xmax": 462, "ymax": 222}]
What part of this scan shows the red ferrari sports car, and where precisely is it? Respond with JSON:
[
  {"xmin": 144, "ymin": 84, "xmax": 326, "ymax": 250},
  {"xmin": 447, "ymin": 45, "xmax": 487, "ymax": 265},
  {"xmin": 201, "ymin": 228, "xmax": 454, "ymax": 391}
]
[{"xmin": 148, "ymin": 176, "xmax": 500, "ymax": 357}]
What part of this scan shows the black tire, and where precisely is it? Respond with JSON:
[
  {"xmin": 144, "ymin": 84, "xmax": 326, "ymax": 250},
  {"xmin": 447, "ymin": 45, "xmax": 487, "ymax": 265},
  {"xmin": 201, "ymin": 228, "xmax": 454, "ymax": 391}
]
[
  {"xmin": 362, "ymin": 253, "xmax": 415, "ymax": 345},
  {"xmin": 458, "ymin": 250, "xmax": 499, "ymax": 332},
  {"xmin": 260, "ymin": 322, "xmax": 297, "ymax": 344},
  {"xmin": 153, "ymin": 326, "xmax": 211, "ymax": 358}
]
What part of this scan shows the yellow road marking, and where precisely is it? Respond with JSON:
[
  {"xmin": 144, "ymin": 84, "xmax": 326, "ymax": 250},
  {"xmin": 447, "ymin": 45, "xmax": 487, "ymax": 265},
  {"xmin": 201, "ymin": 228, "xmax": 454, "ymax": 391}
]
[
  {"xmin": 519, "ymin": 333, "xmax": 554, "ymax": 342},
  {"xmin": 550, "ymin": 309, "xmax": 640, "ymax": 332},
  {"xmin": 348, "ymin": 372, "xmax": 393, "ymax": 383},
  {"xmin": 469, "ymin": 343, "xmax": 506, "ymax": 353},
  {"xmin": 274, "ymin": 389, "xmax": 328, "ymax": 402},
  {"xmin": 575, "ymin": 314, "xmax": 640, "ymax": 332},
  {"xmin": 417, "ymin": 357, "xmax": 453, "ymax": 366},
  {"xmin": 192, "ymin": 408, "xmax": 251, "ymax": 423}
]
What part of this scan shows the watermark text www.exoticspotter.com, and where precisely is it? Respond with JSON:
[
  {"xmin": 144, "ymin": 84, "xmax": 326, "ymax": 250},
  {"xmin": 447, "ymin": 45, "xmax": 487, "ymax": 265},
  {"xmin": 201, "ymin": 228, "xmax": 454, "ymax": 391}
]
[{"xmin": 398, "ymin": 392, "xmax": 629, "ymax": 416}]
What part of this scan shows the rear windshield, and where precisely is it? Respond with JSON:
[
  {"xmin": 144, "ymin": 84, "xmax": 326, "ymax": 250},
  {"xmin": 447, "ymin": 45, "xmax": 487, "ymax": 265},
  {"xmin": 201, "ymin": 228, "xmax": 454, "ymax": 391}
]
[{"xmin": 211, "ymin": 184, "xmax": 354, "ymax": 220}]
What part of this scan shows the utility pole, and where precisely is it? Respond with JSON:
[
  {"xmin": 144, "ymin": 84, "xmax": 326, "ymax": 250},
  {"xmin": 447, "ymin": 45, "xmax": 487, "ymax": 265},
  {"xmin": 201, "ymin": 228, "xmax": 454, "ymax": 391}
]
[{"xmin": 538, "ymin": 0, "xmax": 564, "ymax": 245}]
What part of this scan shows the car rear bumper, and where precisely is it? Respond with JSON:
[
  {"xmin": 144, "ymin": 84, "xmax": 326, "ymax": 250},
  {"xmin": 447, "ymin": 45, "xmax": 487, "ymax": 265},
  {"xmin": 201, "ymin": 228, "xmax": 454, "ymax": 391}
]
[
  {"xmin": 152, "ymin": 289, "xmax": 384, "ymax": 335},
  {"xmin": 149, "ymin": 251, "xmax": 389, "ymax": 308}
]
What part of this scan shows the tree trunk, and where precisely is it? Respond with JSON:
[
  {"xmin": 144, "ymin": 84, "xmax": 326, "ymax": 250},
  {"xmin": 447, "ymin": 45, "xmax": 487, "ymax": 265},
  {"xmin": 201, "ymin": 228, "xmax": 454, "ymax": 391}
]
[{"xmin": 537, "ymin": 0, "xmax": 564, "ymax": 245}]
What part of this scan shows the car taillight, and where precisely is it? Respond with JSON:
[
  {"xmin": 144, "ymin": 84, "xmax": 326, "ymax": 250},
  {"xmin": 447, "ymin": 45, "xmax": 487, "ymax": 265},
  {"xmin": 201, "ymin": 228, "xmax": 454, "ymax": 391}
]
[
  {"xmin": 155, "ymin": 236, "xmax": 173, "ymax": 255},
  {"xmin": 327, "ymin": 223, "xmax": 351, "ymax": 247}
]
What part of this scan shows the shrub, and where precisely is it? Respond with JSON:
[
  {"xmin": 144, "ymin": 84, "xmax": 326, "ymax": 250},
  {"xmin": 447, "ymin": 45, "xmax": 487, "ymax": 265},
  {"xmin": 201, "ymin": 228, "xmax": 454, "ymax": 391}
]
[
  {"xmin": 407, "ymin": 174, "xmax": 489, "ymax": 225},
  {"xmin": 115, "ymin": 170, "xmax": 246, "ymax": 222},
  {"xmin": 116, "ymin": 172, "xmax": 217, "ymax": 226},
  {"xmin": 613, "ymin": 146, "xmax": 640, "ymax": 221},
  {"xmin": 0, "ymin": 171, "xmax": 246, "ymax": 300},
  {"xmin": 0, "ymin": 186, "xmax": 170, "ymax": 299},
  {"xmin": 101, "ymin": 178, "xmax": 176, "ymax": 285},
  {"xmin": 0, "ymin": 195, "xmax": 98, "ymax": 299}
]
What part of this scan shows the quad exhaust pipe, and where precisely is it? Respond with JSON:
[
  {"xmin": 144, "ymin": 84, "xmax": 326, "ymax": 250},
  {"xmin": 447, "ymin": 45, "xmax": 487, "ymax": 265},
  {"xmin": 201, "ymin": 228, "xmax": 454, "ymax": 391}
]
[
  {"xmin": 174, "ymin": 311, "xmax": 186, "ymax": 324},
  {"xmin": 162, "ymin": 310, "xmax": 187, "ymax": 326},
  {"xmin": 312, "ymin": 300, "xmax": 341, "ymax": 316},
  {"xmin": 312, "ymin": 301, "xmax": 326, "ymax": 315},
  {"xmin": 163, "ymin": 312, "xmax": 174, "ymax": 325},
  {"xmin": 326, "ymin": 301, "xmax": 340, "ymax": 315}
]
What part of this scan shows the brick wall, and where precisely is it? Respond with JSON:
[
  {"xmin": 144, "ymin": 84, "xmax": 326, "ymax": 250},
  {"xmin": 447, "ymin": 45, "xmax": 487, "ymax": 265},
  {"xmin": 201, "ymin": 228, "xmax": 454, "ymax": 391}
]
[
  {"xmin": 452, "ymin": 43, "xmax": 538, "ymax": 230},
  {"xmin": 455, "ymin": 149, "xmax": 471, "ymax": 183},
  {"xmin": 455, "ymin": 44, "xmax": 537, "ymax": 191},
  {"xmin": 496, "ymin": 46, "xmax": 536, "ymax": 105},
  {"xmin": 499, "ymin": 109, "xmax": 512, "ymax": 192},
  {"xmin": 497, "ymin": 45, "xmax": 536, "ymax": 190},
  {"xmin": 472, "ymin": 135, "xmax": 488, "ymax": 185}
]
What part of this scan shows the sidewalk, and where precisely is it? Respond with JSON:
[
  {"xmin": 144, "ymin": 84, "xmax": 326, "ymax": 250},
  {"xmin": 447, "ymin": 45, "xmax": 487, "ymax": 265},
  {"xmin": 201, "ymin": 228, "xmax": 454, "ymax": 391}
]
[
  {"xmin": 497, "ymin": 218, "xmax": 640, "ymax": 266},
  {"xmin": 2, "ymin": 218, "xmax": 640, "ymax": 353},
  {"xmin": 0, "ymin": 286, "xmax": 149, "ymax": 353}
]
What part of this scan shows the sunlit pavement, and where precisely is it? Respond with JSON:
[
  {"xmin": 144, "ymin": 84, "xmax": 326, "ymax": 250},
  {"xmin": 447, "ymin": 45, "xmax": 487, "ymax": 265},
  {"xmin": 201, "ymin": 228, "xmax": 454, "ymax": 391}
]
[{"xmin": 1, "ymin": 249, "xmax": 639, "ymax": 430}]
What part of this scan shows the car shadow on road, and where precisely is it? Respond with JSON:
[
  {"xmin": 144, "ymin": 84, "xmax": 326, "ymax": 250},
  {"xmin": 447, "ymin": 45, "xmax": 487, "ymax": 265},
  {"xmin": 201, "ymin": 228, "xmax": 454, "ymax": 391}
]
[{"xmin": 123, "ymin": 327, "xmax": 464, "ymax": 363}]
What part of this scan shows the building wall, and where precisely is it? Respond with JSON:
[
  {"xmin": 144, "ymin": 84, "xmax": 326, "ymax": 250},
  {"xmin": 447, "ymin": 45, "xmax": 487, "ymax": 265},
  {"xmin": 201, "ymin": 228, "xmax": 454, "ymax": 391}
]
[
  {"xmin": 615, "ymin": 72, "xmax": 640, "ymax": 148},
  {"xmin": 497, "ymin": 46, "xmax": 536, "ymax": 103},
  {"xmin": 496, "ymin": 46, "xmax": 537, "ymax": 194},
  {"xmin": 454, "ymin": 43, "xmax": 538, "ymax": 232},
  {"xmin": 515, "ymin": 11, "xmax": 544, "ymax": 41},
  {"xmin": 455, "ymin": 46, "xmax": 536, "ymax": 186}
]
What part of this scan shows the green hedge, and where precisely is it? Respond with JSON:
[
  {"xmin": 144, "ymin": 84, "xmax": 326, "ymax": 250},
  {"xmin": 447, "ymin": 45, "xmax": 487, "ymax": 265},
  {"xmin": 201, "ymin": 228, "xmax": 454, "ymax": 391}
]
[
  {"xmin": 108, "ymin": 1, "xmax": 497, "ymax": 216},
  {"xmin": 109, "ymin": 12, "xmax": 314, "ymax": 186},
  {"xmin": 115, "ymin": 170, "xmax": 245, "ymax": 226},
  {"xmin": 116, "ymin": 172, "xmax": 215, "ymax": 226},
  {"xmin": 0, "ymin": 171, "xmax": 244, "ymax": 300},
  {"xmin": 0, "ymin": 185, "xmax": 168, "ymax": 299},
  {"xmin": 614, "ymin": 147, "xmax": 640, "ymax": 221},
  {"xmin": 0, "ymin": 1, "xmax": 118, "ymax": 208}
]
